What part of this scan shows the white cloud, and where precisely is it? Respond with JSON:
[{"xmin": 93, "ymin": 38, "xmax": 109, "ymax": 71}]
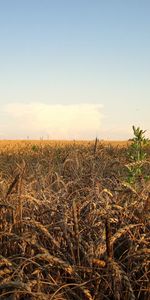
[{"xmin": 1, "ymin": 102, "xmax": 103, "ymax": 139}]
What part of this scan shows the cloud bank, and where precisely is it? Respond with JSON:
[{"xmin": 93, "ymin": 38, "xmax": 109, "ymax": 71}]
[{"xmin": 1, "ymin": 103, "xmax": 103, "ymax": 139}]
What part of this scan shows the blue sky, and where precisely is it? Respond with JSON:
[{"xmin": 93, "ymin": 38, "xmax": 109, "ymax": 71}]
[{"xmin": 0, "ymin": 0, "xmax": 150, "ymax": 139}]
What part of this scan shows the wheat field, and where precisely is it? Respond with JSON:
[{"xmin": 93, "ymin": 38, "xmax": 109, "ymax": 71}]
[{"xmin": 0, "ymin": 140, "xmax": 149, "ymax": 299}]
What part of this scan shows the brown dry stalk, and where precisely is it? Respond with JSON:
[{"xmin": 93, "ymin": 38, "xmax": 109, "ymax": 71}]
[
  {"xmin": 93, "ymin": 137, "xmax": 98, "ymax": 155},
  {"xmin": 105, "ymin": 218, "xmax": 113, "ymax": 259},
  {"xmin": 17, "ymin": 160, "xmax": 26, "ymax": 224},
  {"xmin": 35, "ymin": 253, "xmax": 74, "ymax": 275},
  {"xmin": 109, "ymin": 260, "xmax": 135, "ymax": 300},
  {"xmin": 72, "ymin": 199, "xmax": 80, "ymax": 265},
  {"xmin": 5, "ymin": 174, "xmax": 20, "ymax": 199},
  {"xmin": 96, "ymin": 224, "xmax": 142, "ymax": 257},
  {"xmin": 50, "ymin": 281, "xmax": 93, "ymax": 300},
  {"xmin": 122, "ymin": 272, "xmax": 136, "ymax": 300},
  {"xmin": 0, "ymin": 280, "xmax": 31, "ymax": 292},
  {"xmin": 24, "ymin": 220, "xmax": 60, "ymax": 249}
]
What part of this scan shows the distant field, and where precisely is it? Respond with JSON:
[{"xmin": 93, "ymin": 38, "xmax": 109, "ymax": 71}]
[
  {"xmin": 0, "ymin": 140, "xmax": 149, "ymax": 299},
  {"xmin": 0, "ymin": 139, "xmax": 130, "ymax": 149}
]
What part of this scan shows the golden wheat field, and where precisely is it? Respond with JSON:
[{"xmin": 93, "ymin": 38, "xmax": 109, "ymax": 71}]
[{"xmin": 0, "ymin": 140, "xmax": 149, "ymax": 300}]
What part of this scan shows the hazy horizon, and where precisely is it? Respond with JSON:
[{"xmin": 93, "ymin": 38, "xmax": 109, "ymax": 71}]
[{"xmin": 0, "ymin": 1, "xmax": 150, "ymax": 140}]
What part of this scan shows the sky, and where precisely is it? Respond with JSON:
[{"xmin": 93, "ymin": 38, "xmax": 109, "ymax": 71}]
[{"xmin": 0, "ymin": 0, "xmax": 150, "ymax": 140}]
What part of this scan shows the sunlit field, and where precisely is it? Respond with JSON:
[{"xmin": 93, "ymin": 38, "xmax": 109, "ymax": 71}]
[
  {"xmin": 0, "ymin": 140, "xmax": 149, "ymax": 299},
  {"xmin": 0, "ymin": 139, "xmax": 130, "ymax": 151}
]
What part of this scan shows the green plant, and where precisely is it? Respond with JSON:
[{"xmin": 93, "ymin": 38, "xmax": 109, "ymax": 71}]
[
  {"xmin": 126, "ymin": 126, "xmax": 149, "ymax": 184},
  {"xmin": 31, "ymin": 144, "xmax": 39, "ymax": 152}
]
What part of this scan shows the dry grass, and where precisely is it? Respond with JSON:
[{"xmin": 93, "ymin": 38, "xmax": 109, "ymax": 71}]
[{"xmin": 0, "ymin": 140, "xmax": 149, "ymax": 299}]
